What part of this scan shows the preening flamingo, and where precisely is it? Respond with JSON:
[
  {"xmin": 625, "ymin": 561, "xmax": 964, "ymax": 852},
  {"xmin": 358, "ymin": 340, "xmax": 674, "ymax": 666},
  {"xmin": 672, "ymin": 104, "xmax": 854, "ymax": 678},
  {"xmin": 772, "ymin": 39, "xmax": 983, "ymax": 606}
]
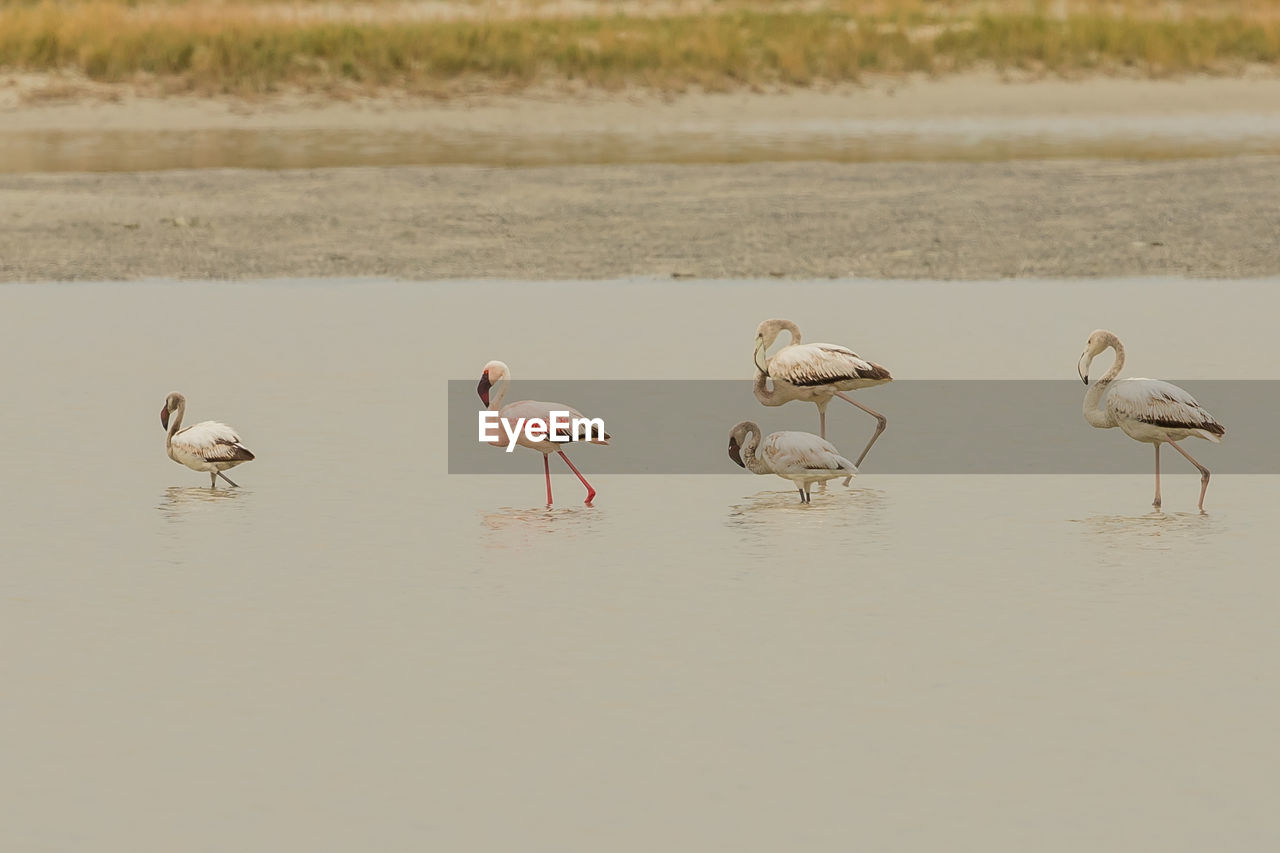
[
  {"xmin": 753, "ymin": 319, "xmax": 892, "ymax": 471},
  {"xmin": 727, "ymin": 420, "xmax": 858, "ymax": 503},
  {"xmin": 477, "ymin": 360, "xmax": 610, "ymax": 505},
  {"xmin": 1078, "ymin": 330, "xmax": 1225, "ymax": 512},
  {"xmin": 161, "ymin": 392, "xmax": 255, "ymax": 488}
]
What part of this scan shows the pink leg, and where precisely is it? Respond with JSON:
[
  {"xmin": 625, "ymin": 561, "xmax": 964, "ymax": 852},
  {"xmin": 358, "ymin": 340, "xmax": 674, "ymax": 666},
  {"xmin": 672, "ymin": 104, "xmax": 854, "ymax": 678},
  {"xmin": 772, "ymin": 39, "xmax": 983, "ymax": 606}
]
[
  {"xmin": 1167, "ymin": 440, "xmax": 1211, "ymax": 512},
  {"xmin": 556, "ymin": 450, "xmax": 596, "ymax": 504},
  {"xmin": 835, "ymin": 392, "xmax": 888, "ymax": 468},
  {"xmin": 1152, "ymin": 443, "xmax": 1162, "ymax": 509},
  {"xmin": 817, "ymin": 402, "xmax": 828, "ymax": 440},
  {"xmin": 543, "ymin": 454, "xmax": 553, "ymax": 506}
]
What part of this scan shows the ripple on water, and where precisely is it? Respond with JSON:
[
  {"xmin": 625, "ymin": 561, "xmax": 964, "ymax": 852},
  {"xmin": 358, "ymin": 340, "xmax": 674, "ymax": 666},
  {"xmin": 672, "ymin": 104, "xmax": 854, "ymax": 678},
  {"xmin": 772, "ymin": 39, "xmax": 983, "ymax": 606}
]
[
  {"xmin": 479, "ymin": 504, "xmax": 606, "ymax": 550},
  {"xmin": 1071, "ymin": 509, "xmax": 1224, "ymax": 558}
]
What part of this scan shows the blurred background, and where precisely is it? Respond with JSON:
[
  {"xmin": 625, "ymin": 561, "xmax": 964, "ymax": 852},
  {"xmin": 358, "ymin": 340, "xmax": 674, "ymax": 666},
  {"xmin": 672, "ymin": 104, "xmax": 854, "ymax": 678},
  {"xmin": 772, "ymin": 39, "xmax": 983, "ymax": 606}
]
[{"xmin": 2, "ymin": 0, "xmax": 1279, "ymax": 281}]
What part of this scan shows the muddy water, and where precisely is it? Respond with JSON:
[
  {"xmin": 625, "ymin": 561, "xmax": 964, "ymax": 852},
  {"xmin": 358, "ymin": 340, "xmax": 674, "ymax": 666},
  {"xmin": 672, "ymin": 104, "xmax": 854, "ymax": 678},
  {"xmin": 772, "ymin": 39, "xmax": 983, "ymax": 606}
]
[
  {"xmin": 2, "ymin": 278, "xmax": 1278, "ymax": 851},
  {"xmin": 4, "ymin": 111, "xmax": 1280, "ymax": 172}
]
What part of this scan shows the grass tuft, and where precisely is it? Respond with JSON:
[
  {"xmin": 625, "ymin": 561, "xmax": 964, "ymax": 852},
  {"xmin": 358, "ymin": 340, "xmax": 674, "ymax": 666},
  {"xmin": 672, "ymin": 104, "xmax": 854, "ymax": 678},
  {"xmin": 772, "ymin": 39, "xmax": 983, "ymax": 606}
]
[{"xmin": 1, "ymin": 1, "xmax": 1278, "ymax": 95}]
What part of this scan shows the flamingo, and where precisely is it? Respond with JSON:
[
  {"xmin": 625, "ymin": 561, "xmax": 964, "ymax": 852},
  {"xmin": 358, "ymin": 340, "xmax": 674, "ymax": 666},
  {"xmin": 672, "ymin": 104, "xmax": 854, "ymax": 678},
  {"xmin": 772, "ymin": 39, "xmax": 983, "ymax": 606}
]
[
  {"xmin": 160, "ymin": 392, "xmax": 255, "ymax": 488},
  {"xmin": 477, "ymin": 361, "xmax": 609, "ymax": 505},
  {"xmin": 1078, "ymin": 330, "xmax": 1225, "ymax": 512},
  {"xmin": 752, "ymin": 319, "xmax": 892, "ymax": 472},
  {"xmin": 727, "ymin": 420, "xmax": 858, "ymax": 503}
]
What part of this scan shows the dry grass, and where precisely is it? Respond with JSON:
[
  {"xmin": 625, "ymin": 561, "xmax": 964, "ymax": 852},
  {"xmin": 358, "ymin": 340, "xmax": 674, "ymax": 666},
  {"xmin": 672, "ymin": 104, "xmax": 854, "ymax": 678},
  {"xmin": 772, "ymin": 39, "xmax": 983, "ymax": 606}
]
[{"xmin": 1, "ymin": 0, "xmax": 1278, "ymax": 96}]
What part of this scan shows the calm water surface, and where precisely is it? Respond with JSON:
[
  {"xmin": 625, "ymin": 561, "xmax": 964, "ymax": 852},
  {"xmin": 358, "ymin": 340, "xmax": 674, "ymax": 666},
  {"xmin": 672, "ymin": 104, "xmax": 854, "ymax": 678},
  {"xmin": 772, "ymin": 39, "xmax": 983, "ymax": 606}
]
[{"xmin": 2, "ymin": 278, "xmax": 1278, "ymax": 851}]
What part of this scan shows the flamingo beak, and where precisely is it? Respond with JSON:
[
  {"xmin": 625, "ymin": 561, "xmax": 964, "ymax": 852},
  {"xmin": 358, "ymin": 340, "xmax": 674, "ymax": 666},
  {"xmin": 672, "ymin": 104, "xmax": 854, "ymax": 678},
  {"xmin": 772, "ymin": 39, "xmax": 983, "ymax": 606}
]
[
  {"xmin": 1077, "ymin": 352, "xmax": 1090, "ymax": 385},
  {"xmin": 477, "ymin": 371, "xmax": 492, "ymax": 407},
  {"xmin": 160, "ymin": 405, "xmax": 170, "ymax": 429},
  {"xmin": 753, "ymin": 337, "xmax": 769, "ymax": 377},
  {"xmin": 728, "ymin": 436, "xmax": 745, "ymax": 468}
]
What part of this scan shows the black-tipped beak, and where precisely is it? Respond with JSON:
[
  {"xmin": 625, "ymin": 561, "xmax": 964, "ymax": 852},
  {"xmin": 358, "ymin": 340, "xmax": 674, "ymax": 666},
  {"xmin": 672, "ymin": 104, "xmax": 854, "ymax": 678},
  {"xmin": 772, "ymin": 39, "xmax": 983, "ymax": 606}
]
[
  {"xmin": 753, "ymin": 338, "xmax": 769, "ymax": 377},
  {"xmin": 160, "ymin": 405, "xmax": 170, "ymax": 430},
  {"xmin": 477, "ymin": 372, "xmax": 492, "ymax": 407},
  {"xmin": 1081, "ymin": 374, "xmax": 1089, "ymax": 385},
  {"xmin": 728, "ymin": 437, "xmax": 745, "ymax": 468}
]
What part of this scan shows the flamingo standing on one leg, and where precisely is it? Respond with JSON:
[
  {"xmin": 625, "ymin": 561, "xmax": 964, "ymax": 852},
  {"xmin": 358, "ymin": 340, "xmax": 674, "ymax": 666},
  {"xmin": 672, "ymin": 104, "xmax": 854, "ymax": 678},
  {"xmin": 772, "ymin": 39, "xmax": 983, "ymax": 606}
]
[
  {"xmin": 752, "ymin": 319, "xmax": 892, "ymax": 471},
  {"xmin": 160, "ymin": 392, "xmax": 255, "ymax": 488},
  {"xmin": 1078, "ymin": 330, "xmax": 1225, "ymax": 512},
  {"xmin": 727, "ymin": 421, "xmax": 858, "ymax": 503},
  {"xmin": 477, "ymin": 361, "xmax": 609, "ymax": 505}
]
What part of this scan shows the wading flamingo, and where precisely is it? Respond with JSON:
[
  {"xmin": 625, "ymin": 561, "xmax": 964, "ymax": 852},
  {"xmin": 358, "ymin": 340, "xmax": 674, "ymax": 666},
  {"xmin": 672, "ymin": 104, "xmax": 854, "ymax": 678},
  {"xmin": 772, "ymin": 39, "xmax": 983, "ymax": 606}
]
[
  {"xmin": 1078, "ymin": 330, "xmax": 1225, "ymax": 512},
  {"xmin": 727, "ymin": 420, "xmax": 858, "ymax": 503},
  {"xmin": 161, "ymin": 392, "xmax": 255, "ymax": 488},
  {"xmin": 477, "ymin": 360, "xmax": 609, "ymax": 505},
  {"xmin": 753, "ymin": 319, "xmax": 892, "ymax": 472}
]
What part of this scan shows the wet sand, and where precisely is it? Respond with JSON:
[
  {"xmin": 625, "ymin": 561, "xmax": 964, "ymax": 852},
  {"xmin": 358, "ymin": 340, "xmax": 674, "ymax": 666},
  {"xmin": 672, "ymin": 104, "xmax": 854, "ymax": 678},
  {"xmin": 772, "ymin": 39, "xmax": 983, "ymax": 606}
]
[
  {"xmin": 3, "ymin": 75, "xmax": 1280, "ymax": 281},
  {"xmin": 4, "ymin": 157, "xmax": 1280, "ymax": 281}
]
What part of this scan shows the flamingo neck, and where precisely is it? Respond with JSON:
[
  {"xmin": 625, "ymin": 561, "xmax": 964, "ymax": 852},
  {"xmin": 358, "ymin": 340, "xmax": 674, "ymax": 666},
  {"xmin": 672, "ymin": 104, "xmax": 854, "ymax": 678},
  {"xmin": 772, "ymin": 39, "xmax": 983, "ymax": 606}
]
[
  {"xmin": 166, "ymin": 402, "xmax": 184, "ymax": 445},
  {"xmin": 778, "ymin": 320, "xmax": 802, "ymax": 346},
  {"xmin": 1084, "ymin": 338, "xmax": 1125, "ymax": 428},
  {"xmin": 740, "ymin": 426, "xmax": 771, "ymax": 475},
  {"xmin": 1096, "ymin": 334, "xmax": 1125, "ymax": 385},
  {"xmin": 753, "ymin": 371, "xmax": 778, "ymax": 405},
  {"xmin": 761, "ymin": 321, "xmax": 802, "ymax": 353},
  {"xmin": 754, "ymin": 321, "xmax": 801, "ymax": 401}
]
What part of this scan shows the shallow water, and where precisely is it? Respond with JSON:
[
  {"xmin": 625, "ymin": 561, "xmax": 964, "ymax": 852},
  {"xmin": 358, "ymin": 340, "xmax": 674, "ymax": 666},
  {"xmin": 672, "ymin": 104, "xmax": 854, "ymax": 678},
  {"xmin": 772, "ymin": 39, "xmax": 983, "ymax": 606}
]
[
  {"xmin": 3, "ymin": 278, "xmax": 1279, "ymax": 851},
  {"xmin": 4, "ymin": 111, "xmax": 1280, "ymax": 172}
]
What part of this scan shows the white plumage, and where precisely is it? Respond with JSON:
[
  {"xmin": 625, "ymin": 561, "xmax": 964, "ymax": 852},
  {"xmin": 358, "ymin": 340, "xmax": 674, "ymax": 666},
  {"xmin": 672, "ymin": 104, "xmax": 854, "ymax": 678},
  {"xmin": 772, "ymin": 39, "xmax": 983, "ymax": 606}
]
[
  {"xmin": 727, "ymin": 420, "xmax": 858, "ymax": 503},
  {"xmin": 161, "ymin": 392, "xmax": 255, "ymax": 488},
  {"xmin": 1078, "ymin": 329, "xmax": 1224, "ymax": 511},
  {"xmin": 753, "ymin": 318, "xmax": 892, "ymax": 469},
  {"xmin": 477, "ymin": 360, "xmax": 608, "ymax": 505},
  {"xmin": 766, "ymin": 342, "xmax": 888, "ymax": 390},
  {"xmin": 1097, "ymin": 378, "xmax": 1224, "ymax": 444}
]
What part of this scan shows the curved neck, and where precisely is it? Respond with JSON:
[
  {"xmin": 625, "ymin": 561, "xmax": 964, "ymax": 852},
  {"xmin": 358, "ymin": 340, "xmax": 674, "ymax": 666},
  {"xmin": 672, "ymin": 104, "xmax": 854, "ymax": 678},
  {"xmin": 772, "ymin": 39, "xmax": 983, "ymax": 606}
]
[
  {"xmin": 1083, "ymin": 338, "xmax": 1124, "ymax": 428},
  {"xmin": 753, "ymin": 371, "xmax": 777, "ymax": 404},
  {"xmin": 779, "ymin": 320, "xmax": 801, "ymax": 346},
  {"xmin": 1098, "ymin": 336, "xmax": 1125, "ymax": 385},
  {"xmin": 166, "ymin": 400, "xmax": 185, "ymax": 445},
  {"xmin": 740, "ymin": 425, "xmax": 771, "ymax": 475},
  {"xmin": 756, "ymin": 321, "xmax": 802, "ymax": 392},
  {"xmin": 763, "ymin": 320, "xmax": 802, "ymax": 351}
]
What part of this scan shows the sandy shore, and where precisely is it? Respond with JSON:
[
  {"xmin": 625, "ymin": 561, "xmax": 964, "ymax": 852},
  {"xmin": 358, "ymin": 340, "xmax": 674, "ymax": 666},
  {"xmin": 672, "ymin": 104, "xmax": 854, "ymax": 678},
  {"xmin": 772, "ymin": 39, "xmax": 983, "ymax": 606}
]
[
  {"xmin": 5, "ymin": 158, "xmax": 1280, "ymax": 281},
  {"xmin": 3, "ymin": 75, "xmax": 1280, "ymax": 281}
]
